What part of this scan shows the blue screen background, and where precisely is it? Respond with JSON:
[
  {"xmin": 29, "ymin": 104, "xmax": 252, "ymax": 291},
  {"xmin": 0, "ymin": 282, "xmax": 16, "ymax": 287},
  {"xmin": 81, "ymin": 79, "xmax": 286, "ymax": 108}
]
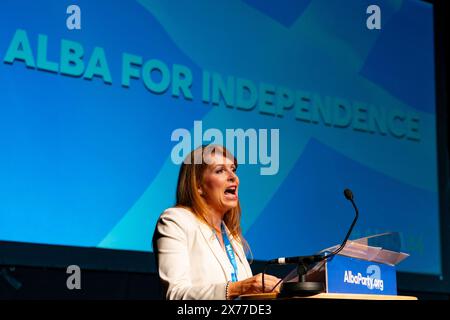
[{"xmin": 0, "ymin": 0, "xmax": 440, "ymax": 275}]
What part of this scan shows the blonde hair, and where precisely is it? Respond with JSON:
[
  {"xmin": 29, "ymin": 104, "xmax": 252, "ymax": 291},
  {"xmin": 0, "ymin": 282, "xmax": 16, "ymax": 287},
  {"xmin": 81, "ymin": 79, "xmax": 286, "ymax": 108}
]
[{"xmin": 175, "ymin": 145, "xmax": 251, "ymax": 257}]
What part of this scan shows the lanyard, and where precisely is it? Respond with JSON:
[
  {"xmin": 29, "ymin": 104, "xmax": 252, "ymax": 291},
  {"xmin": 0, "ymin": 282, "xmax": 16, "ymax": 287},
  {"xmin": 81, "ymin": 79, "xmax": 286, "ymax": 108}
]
[{"xmin": 215, "ymin": 223, "xmax": 238, "ymax": 282}]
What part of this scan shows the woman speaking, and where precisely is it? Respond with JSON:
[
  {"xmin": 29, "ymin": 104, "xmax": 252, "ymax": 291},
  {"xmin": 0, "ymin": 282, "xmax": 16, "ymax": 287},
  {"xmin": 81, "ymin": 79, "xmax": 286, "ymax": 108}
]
[{"xmin": 153, "ymin": 145, "xmax": 281, "ymax": 300}]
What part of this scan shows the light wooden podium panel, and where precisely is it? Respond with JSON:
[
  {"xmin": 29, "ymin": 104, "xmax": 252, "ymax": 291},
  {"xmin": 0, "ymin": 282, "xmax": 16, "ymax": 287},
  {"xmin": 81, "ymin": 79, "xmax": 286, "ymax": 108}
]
[{"xmin": 238, "ymin": 292, "xmax": 418, "ymax": 300}]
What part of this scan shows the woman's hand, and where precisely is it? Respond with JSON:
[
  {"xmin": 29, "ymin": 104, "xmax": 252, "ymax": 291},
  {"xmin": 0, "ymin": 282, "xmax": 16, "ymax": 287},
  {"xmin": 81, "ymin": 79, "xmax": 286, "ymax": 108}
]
[{"xmin": 227, "ymin": 273, "xmax": 282, "ymax": 299}]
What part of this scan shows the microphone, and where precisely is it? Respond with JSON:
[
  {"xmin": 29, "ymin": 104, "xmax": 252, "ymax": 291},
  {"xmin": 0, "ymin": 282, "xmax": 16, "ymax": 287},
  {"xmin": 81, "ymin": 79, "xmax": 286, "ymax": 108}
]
[
  {"xmin": 268, "ymin": 188, "xmax": 359, "ymax": 264},
  {"xmin": 330, "ymin": 188, "xmax": 359, "ymax": 257},
  {"xmin": 267, "ymin": 254, "xmax": 325, "ymax": 265},
  {"xmin": 344, "ymin": 188, "xmax": 353, "ymax": 200},
  {"xmin": 268, "ymin": 188, "xmax": 360, "ymax": 296}
]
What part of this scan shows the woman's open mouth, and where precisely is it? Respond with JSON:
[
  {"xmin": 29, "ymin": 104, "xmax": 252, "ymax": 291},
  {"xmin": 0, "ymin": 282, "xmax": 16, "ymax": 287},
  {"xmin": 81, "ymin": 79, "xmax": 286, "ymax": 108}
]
[{"xmin": 224, "ymin": 185, "xmax": 238, "ymax": 200}]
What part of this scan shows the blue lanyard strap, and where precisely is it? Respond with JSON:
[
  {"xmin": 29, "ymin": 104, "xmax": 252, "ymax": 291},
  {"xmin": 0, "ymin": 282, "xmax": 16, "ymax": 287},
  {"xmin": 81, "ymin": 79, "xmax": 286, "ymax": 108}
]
[{"xmin": 216, "ymin": 223, "xmax": 238, "ymax": 282}]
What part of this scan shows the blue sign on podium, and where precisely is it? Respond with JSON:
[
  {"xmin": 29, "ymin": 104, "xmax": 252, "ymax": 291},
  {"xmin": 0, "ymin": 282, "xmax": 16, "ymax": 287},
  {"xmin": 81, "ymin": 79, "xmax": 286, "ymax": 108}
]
[{"xmin": 325, "ymin": 255, "xmax": 397, "ymax": 295}]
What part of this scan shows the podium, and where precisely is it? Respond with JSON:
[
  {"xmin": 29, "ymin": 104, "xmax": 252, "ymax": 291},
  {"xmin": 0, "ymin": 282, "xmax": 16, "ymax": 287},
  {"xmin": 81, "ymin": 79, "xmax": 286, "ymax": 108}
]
[
  {"xmin": 244, "ymin": 233, "xmax": 416, "ymax": 300},
  {"xmin": 238, "ymin": 292, "xmax": 418, "ymax": 300}
]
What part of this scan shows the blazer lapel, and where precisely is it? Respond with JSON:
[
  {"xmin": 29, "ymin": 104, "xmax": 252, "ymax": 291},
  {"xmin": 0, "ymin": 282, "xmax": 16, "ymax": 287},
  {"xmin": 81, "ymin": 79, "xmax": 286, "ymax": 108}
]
[
  {"xmin": 232, "ymin": 240, "xmax": 252, "ymax": 278},
  {"xmin": 197, "ymin": 220, "xmax": 233, "ymax": 280}
]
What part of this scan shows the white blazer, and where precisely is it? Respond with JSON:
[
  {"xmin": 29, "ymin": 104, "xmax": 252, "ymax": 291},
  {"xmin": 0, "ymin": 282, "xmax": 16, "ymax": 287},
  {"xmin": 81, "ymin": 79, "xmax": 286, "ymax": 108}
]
[{"xmin": 153, "ymin": 207, "xmax": 253, "ymax": 300}]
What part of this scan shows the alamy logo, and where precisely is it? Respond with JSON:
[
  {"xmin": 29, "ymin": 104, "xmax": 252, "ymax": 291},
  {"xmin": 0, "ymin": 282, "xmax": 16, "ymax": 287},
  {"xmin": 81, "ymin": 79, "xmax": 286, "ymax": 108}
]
[
  {"xmin": 171, "ymin": 121, "xmax": 279, "ymax": 175},
  {"xmin": 366, "ymin": 5, "xmax": 381, "ymax": 30},
  {"xmin": 66, "ymin": 5, "xmax": 81, "ymax": 30},
  {"xmin": 343, "ymin": 265, "xmax": 384, "ymax": 291},
  {"xmin": 66, "ymin": 265, "xmax": 81, "ymax": 290}
]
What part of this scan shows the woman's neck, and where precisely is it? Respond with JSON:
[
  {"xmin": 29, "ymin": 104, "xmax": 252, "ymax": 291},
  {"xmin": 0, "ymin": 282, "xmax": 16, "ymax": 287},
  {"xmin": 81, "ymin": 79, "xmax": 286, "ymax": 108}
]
[{"xmin": 208, "ymin": 207, "xmax": 224, "ymax": 233}]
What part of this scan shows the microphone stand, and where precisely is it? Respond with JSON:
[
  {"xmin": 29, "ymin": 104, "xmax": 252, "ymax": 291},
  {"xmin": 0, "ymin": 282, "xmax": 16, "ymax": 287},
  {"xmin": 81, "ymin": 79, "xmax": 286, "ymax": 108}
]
[
  {"xmin": 278, "ymin": 256, "xmax": 325, "ymax": 297},
  {"xmin": 278, "ymin": 189, "xmax": 359, "ymax": 297}
]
